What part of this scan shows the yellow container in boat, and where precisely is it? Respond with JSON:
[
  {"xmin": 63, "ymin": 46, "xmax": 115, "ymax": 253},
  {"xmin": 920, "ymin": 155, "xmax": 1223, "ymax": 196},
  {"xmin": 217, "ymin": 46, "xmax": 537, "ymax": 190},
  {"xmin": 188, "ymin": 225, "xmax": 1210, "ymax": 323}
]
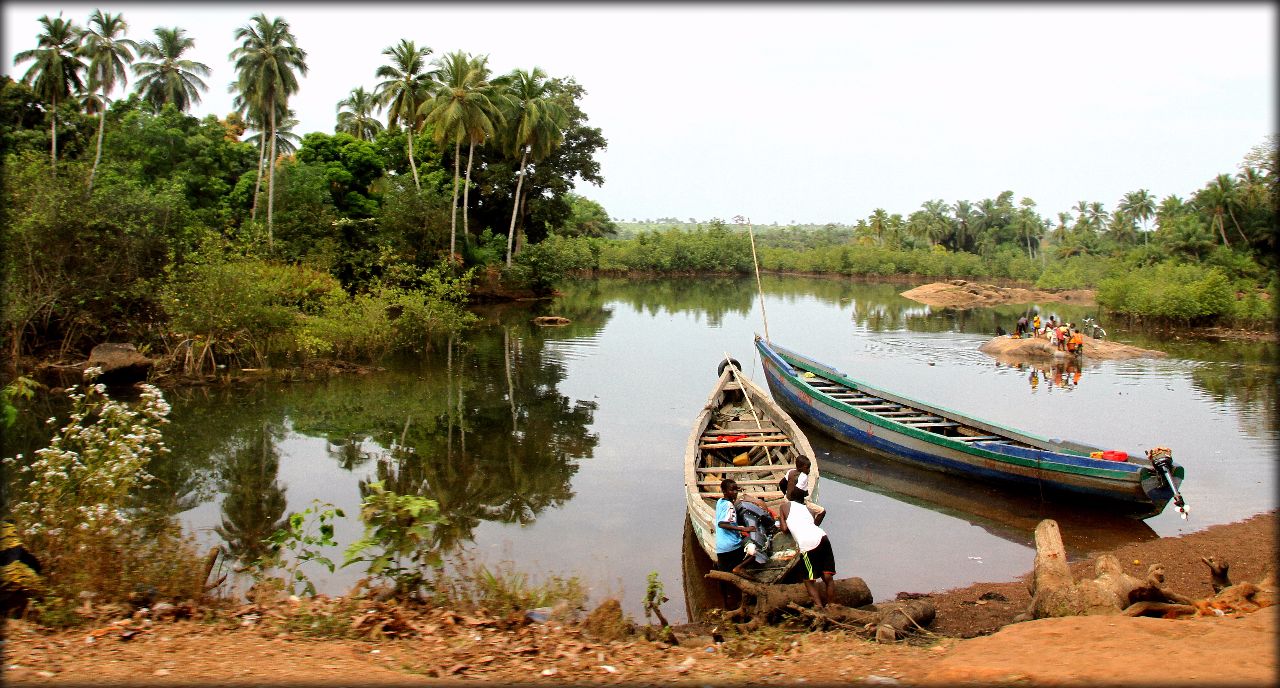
[
  {"xmin": 1090, "ymin": 451, "xmax": 1104, "ymax": 459},
  {"xmin": 733, "ymin": 452, "xmax": 750, "ymax": 466}
]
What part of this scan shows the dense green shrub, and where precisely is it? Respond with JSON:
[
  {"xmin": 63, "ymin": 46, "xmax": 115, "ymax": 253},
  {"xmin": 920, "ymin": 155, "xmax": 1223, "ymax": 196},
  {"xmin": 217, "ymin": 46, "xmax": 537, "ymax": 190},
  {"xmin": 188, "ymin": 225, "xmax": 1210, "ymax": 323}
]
[
  {"xmin": 1034, "ymin": 254, "xmax": 1114, "ymax": 289},
  {"xmin": 1097, "ymin": 263, "xmax": 1235, "ymax": 324}
]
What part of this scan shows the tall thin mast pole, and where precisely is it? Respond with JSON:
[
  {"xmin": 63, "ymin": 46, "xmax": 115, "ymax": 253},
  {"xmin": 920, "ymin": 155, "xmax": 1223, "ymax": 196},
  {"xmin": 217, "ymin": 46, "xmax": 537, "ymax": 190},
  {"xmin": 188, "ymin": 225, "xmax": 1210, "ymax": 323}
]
[{"xmin": 741, "ymin": 216, "xmax": 770, "ymax": 342}]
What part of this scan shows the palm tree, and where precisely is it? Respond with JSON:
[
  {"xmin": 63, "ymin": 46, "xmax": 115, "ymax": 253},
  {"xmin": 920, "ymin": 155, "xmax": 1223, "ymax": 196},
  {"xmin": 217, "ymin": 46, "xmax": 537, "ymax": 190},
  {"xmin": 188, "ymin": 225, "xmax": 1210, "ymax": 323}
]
[
  {"xmin": 421, "ymin": 50, "xmax": 505, "ymax": 258},
  {"xmin": 80, "ymin": 10, "xmax": 138, "ymax": 193},
  {"xmin": 232, "ymin": 89, "xmax": 271, "ymax": 221},
  {"xmin": 335, "ymin": 86, "xmax": 383, "ymax": 141},
  {"xmin": 1156, "ymin": 194, "xmax": 1187, "ymax": 233},
  {"xmin": 375, "ymin": 39, "xmax": 433, "ymax": 191},
  {"xmin": 246, "ymin": 109, "xmax": 301, "ymax": 156},
  {"xmin": 1086, "ymin": 201, "xmax": 1109, "ymax": 231},
  {"xmin": 132, "ymin": 27, "xmax": 209, "ymax": 112},
  {"xmin": 868, "ymin": 208, "xmax": 889, "ymax": 245},
  {"xmin": 1196, "ymin": 174, "xmax": 1244, "ymax": 247},
  {"xmin": 231, "ymin": 13, "xmax": 308, "ymax": 249},
  {"xmin": 1016, "ymin": 198, "xmax": 1040, "ymax": 260},
  {"xmin": 917, "ymin": 199, "xmax": 951, "ymax": 248},
  {"xmin": 1106, "ymin": 209, "xmax": 1138, "ymax": 247},
  {"xmin": 500, "ymin": 67, "xmax": 567, "ymax": 266},
  {"xmin": 1119, "ymin": 189, "xmax": 1156, "ymax": 245},
  {"xmin": 951, "ymin": 200, "xmax": 975, "ymax": 252},
  {"xmin": 13, "ymin": 13, "xmax": 86, "ymax": 172}
]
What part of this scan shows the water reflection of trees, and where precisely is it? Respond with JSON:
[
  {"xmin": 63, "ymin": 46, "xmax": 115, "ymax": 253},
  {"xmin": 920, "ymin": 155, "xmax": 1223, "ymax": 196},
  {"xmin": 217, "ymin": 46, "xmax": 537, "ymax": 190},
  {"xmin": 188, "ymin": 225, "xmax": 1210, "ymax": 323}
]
[
  {"xmin": 1189, "ymin": 360, "xmax": 1278, "ymax": 439},
  {"xmin": 286, "ymin": 322, "xmax": 602, "ymax": 554},
  {"xmin": 138, "ymin": 385, "xmax": 283, "ymax": 520},
  {"xmin": 214, "ymin": 422, "xmax": 289, "ymax": 566},
  {"xmin": 576, "ymin": 277, "xmax": 756, "ymax": 325}
]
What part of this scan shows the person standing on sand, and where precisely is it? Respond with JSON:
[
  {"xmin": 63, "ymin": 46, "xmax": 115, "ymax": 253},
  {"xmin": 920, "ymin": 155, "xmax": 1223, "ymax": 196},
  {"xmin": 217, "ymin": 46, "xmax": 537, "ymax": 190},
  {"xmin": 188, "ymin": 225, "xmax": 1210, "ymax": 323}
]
[
  {"xmin": 1032, "ymin": 314, "xmax": 1041, "ymax": 335},
  {"xmin": 1016, "ymin": 315, "xmax": 1027, "ymax": 337}
]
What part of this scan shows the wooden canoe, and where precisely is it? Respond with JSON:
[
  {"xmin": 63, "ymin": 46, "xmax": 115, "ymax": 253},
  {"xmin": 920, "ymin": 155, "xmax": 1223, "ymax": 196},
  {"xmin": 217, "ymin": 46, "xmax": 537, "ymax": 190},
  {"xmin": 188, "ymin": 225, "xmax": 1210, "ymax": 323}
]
[
  {"xmin": 684, "ymin": 358, "xmax": 822, "ymax": 584},
  {"xmin": 755, "ymin": 336, "xmax": 1188, "ymax": 518}
]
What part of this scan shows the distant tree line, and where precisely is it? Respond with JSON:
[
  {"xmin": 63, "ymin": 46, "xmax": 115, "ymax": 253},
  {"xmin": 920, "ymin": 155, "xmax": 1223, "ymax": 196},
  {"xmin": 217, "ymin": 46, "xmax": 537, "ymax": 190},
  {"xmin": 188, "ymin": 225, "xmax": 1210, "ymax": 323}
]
[{"xmin": 534, "ymin": 139, "xmax": 1277, "ymax": 327}]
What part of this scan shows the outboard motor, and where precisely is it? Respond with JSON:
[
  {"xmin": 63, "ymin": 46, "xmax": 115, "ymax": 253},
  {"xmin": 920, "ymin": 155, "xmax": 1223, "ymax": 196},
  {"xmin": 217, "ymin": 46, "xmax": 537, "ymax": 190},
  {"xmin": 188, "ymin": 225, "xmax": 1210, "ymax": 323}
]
[
  {"xmin": 1147, "ymin": 446, "xmax": 1189, "ymax": 519},
  {"xmin": 736, "ymin": 501, "xmax": 778, "ymax": 564}
]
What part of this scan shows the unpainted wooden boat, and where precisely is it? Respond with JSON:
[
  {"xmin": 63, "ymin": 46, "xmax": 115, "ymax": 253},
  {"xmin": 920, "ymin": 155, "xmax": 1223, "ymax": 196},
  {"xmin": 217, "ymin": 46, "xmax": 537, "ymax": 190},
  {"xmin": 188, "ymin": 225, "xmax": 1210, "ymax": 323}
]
[
  {"xmin": 755, "ymin": 336, "xmax": 1188, "ymax": 518},
  {"xmin": 684, "ymin": 358, "xmax": 821, "ymax": 584}
]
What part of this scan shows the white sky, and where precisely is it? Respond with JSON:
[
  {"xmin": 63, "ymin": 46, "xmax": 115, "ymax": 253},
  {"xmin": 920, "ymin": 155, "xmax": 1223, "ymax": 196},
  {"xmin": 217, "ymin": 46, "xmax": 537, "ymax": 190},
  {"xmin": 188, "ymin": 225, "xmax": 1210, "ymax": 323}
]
[{"xmin": 4, "ymin": 2, "xmax": 1275, "ymax": 225}]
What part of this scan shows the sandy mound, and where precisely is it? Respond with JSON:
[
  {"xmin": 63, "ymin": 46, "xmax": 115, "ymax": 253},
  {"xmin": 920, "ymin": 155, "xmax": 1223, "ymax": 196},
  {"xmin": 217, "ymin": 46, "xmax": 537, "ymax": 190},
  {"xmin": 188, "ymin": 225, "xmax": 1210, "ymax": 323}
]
[
  {"xmin": 979, "ymin": 334, "xmax": 1166, "ymax": 361},
  {"xmin": 902, "ymin": 280, "xmax": 1095, "ymax": 309}
]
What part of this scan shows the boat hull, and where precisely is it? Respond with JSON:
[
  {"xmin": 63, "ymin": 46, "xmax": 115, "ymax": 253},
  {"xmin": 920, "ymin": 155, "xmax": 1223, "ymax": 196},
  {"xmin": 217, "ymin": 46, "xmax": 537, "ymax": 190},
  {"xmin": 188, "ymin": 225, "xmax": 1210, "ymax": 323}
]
[
  {"xmin": 756, "ymin": 337, "xmax": 1182, "ymax": 516},
  {"xmin": 684, "ymin": 360, "xmax": 822, "ymax": 584}
]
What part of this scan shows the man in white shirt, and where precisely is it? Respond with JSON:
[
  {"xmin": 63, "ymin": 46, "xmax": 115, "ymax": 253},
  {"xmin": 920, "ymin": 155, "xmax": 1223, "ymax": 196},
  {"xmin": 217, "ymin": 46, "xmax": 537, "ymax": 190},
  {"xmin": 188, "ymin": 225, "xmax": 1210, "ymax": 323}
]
[{"xmin": 779, "ymin": 492, "xmax": 837, "ymax": 608}]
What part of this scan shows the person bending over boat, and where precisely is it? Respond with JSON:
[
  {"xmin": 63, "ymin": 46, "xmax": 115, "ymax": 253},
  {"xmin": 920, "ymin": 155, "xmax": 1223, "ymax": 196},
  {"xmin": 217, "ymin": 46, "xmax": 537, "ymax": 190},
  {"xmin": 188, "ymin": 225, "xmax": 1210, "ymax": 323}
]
[{"xmin": 779, "ymin": 492, "xmax": 837, "ymax": 608}]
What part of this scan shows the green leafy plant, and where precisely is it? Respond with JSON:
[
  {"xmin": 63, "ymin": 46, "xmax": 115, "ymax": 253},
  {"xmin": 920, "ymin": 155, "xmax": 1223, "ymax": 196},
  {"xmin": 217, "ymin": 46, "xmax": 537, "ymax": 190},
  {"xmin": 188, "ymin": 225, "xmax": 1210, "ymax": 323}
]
[
  {"xmin": 2, "ymin": 376, "xmax": 38, "ymax": 428},
  {"xmin": 642, "ymin": 570, "xmax": 674, "ymax": 641},
  {"xmin": 343, "ymin": 481, "xmax": 446, "ymax": 596},
  {"xmin": 256, "ymin": 500, "xmax": 344, "ymax": 597}
]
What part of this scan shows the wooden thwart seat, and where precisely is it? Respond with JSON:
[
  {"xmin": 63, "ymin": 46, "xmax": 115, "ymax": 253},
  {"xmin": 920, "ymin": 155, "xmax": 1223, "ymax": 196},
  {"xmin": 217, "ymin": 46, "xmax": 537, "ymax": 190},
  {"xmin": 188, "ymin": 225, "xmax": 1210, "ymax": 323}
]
[
  {"xmin": 696, "ymin": 465, "xmax": 793, "ymax": 473},
  {"xmin": 700, "ymin": 439, "xmax": 793, "ymax": 449},
  {"xmin": 702, "ymin": 490, "xmax": 785, "ymax": 500},
  {"xmin": 703, "ymin": 427, "xmax": 781, "ymax": 436}
]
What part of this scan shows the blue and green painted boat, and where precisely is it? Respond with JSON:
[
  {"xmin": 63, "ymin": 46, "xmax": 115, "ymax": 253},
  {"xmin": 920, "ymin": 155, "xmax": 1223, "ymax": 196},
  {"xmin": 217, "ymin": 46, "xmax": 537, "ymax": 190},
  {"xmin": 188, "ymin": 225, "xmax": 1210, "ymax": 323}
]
[{"xmin": 755, "ymin": 335, "xmax": 1188, "ymax": 518}]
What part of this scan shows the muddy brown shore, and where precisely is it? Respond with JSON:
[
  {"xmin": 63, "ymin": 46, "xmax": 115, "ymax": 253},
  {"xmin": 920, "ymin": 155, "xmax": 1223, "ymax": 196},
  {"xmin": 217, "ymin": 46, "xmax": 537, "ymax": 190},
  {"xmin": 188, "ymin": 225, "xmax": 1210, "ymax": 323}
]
[{"xmin": 4, "ymin": 511, "xmax": 1275, "ymax": 686}]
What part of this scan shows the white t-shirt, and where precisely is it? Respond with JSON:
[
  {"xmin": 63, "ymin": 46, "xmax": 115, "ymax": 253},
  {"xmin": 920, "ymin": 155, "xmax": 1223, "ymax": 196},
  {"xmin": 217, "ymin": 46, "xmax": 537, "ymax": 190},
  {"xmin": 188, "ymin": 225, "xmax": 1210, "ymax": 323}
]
[
  {"xmin": 784, "ymin": 469, "xmax": 809, "ymax": 492},
  {"xmin": 785, "ymin": 499, "xmax": 826, "ymax": 553}
]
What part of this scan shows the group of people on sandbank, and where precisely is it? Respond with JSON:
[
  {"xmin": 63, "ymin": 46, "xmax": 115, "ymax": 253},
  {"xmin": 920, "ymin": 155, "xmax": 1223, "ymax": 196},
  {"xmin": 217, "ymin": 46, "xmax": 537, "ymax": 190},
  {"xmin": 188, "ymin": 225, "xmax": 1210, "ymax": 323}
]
[{"xmin": 1012, "ymin": 313, "xmax": 1085, "ymax": 356}]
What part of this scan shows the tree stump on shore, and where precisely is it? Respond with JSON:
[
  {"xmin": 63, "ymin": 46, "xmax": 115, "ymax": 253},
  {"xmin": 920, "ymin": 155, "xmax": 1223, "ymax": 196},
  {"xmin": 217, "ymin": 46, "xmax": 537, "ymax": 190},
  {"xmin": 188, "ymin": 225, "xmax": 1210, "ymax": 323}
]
[{"xmin": 1025, "ymin": 519, "xmax": 1189, "ymax": 620}]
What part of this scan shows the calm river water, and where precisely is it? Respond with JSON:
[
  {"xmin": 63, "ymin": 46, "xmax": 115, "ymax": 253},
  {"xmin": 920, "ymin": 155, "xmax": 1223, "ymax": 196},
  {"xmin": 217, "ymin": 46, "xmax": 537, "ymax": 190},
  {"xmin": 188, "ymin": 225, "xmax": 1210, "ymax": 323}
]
[{"xmin": 11, "ymin": 276, "xmax": 1277, "ymax": 622}]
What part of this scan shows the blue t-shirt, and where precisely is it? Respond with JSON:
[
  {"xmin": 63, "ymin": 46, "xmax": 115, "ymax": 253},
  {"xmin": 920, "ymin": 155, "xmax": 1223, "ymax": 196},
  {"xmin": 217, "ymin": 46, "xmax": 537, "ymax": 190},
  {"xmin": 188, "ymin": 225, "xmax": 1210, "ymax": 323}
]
[{"xmin": 714, "ymin": 498, "xmax": 743, "ymax": 553}]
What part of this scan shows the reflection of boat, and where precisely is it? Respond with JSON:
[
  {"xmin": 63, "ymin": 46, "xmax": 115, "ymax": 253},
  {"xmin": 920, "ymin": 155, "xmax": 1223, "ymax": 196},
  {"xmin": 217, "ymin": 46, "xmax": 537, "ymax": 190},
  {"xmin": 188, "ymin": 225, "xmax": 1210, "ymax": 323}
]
[
  {"xmin": 808, "ymin": 431, "xmax": 1159, "ymax": 558},
  {"xmin": 681, "ymin": 513, "xmax": 720, "ymax": 623},
  {"xmin": 756, "ymin": 336, "xmax": 1188, "ymax": 518},
  {"xmin": 684, "ymin": 359, "xmax": 820, "ymax": 584}
]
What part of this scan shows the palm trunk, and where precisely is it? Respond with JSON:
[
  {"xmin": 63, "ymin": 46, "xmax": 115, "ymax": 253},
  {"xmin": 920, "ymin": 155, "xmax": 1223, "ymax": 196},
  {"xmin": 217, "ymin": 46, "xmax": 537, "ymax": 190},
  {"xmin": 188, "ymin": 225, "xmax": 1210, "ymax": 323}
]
[
  {"xmin": 516, "ymin": 185, "xmax": 530, "ymax": 255},
  {"xmin": 251, "ymin": 135, "xmax": 266, "ymax": 221},
  {"xmin": 407, "ymin": 121, "xmax": 421, "ymax": 191},
  {"xmin": 506, "ymin": 147, "xmax": 530, "ymax": 267},
  {"xmin": 463, "ymin": 139, "xmax": 476, "ymax": 243},
  {"xmin": 1215, "ymin": 211, "xmax": 1230, "ymax": 247},
  {"xmin": 450, "ymin": 139, "xmax": 461, "ymax": 259},
  {"xmin": 267, "ymin": 105, "xmax": 277, "ymax": 250},
  {"xmin": 49, "ymin": 94, "xmax": 58, "ymax": 174},
  {"xmin": 1227, "ymin": 208, "xmax": 1248, "ymax": 244},
  {"xmin": 88, "ymin": 105, "xmax": 106, "ymax": 193}
]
